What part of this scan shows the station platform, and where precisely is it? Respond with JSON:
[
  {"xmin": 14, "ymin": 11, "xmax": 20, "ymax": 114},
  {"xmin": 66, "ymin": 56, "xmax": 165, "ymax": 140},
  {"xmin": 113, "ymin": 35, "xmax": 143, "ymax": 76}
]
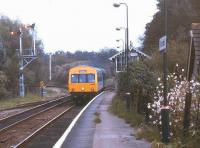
[{"xmin": 54, "ymin": 91, "xmax": 150, "ymax": 148}]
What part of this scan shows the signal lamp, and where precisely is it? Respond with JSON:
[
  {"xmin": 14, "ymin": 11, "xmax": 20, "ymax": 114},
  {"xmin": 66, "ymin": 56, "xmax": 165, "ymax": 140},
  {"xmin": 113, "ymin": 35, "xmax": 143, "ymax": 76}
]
[{"xmin": 10, "ymin": 30, "xmax": 21, "ymax": 36}]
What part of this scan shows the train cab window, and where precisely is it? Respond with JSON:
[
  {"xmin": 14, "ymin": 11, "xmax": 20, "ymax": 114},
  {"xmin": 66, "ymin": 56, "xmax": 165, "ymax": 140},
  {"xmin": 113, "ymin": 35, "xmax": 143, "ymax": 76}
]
[
  {"xmin": 71, "ymin": 74, "xmax": 78, "ymax": 83},
  {"xmin": 79, "ymin": 74, "xmax": 87, "ymax": 83},
  {"xmin": 88, "ymin": 74, "xmax": 95, "ymax": 83}
]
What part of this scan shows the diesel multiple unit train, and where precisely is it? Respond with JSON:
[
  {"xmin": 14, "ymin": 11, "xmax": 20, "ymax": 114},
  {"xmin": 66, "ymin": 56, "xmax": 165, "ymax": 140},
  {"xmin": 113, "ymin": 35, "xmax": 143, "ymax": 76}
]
[{"xmin": 68, "ymin": 65, "xmax": 105, "ymax": 104}]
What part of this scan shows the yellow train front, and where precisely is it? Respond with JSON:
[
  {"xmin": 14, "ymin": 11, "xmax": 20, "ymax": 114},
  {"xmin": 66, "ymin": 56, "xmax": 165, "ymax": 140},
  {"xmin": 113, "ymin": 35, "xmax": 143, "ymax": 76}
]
[{"xmin": 68, "ymin": 66, "xmax": 105, "ymax": 104}]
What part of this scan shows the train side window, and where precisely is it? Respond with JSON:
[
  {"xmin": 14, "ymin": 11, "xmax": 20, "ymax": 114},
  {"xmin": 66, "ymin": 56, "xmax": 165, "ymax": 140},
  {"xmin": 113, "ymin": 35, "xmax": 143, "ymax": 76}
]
[
  {"xmin": 88, "ymin": 74, "xmax": 95, "ymax": 83},
  {"xmin": 98, "ymin": 72, "xmax": 102, "ymax": 82},
  {"xmin": 79, "ymin": 74, "xmax": 87, "ymax": 83},
  {"xmin": 71, "ymin": 74, "xmax": 78, "ymax": 83}
]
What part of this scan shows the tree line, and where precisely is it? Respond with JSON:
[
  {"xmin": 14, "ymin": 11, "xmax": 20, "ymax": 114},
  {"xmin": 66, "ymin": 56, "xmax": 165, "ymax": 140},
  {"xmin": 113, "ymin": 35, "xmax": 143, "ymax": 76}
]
[{"xmin": 0, "ymin": 16, "xmax": 44, "ymax": 98}]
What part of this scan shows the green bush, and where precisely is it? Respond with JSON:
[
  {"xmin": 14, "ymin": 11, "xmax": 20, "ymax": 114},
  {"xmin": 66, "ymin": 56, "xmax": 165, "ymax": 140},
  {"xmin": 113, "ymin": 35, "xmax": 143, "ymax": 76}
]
[{"xmin": 117, "ymin": 61, "xmax": 157, "ymax": 115}]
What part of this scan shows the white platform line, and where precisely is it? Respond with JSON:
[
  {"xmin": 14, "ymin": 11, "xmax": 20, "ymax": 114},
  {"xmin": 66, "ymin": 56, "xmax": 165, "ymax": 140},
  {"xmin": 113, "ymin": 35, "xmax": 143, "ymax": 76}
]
[{"xmin": 53, "ymin": 91, "xmax": 105, "ymax": 148}]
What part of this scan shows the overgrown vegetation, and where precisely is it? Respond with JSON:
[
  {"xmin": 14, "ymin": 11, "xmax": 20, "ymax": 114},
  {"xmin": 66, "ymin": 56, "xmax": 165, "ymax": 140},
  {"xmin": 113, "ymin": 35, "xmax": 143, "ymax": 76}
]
[
  {"xmin": 117, "ymin": 61, "xmax": 157, "ymax": 120},
  {"xmin": 111, "ymin": 1, "xmax": 200, "ymax": 147},
  {"xmin": 109, "ymin": 0, "xmax": 200, "ymax": 147},
  {"xmin": 112, "ymin": 64, "xmax": 200, "ymax": 147}
]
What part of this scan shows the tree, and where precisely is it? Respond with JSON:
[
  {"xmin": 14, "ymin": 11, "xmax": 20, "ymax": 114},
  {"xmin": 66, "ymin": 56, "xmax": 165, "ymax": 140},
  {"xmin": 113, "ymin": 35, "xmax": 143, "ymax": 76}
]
[
  {"xmin": 143, "ymin": 0, "xmax": 200, "ymax": 54},
  {"xmin": 0, "ymin": 15, "xmax": 44, "ymax": 97},
  {"xmin": 0, "ymin": 71, "xmax": 9, "ymax": 99}
]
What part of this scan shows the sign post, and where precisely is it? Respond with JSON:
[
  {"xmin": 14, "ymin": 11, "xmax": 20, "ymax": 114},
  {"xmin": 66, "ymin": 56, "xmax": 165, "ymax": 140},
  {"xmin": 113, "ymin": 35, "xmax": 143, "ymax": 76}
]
[
  {"xmin": 159, "ymin": 34, "xmax": 169, "ymax": 143},
  {"xmin": 159, "ymin": 35, "xmax": 167, "ymax": 52}
]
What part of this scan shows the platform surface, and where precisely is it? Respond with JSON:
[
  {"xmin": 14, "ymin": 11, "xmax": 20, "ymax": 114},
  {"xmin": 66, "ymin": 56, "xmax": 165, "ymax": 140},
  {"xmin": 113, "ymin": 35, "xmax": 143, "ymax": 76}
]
[{"xmin": 60, "ymin": 91, "xmax": 150, "ymax": 148}]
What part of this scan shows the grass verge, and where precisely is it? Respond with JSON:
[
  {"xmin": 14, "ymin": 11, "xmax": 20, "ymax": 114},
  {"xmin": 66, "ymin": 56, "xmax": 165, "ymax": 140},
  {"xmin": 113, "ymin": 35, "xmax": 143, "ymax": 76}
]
[
  {"xmin": 0, "ymin": 87, "xmax": 65, "ymax": 110},
  {"xmin": 0, "ymin": 93, "xmax": 42, "ymax": 110}
]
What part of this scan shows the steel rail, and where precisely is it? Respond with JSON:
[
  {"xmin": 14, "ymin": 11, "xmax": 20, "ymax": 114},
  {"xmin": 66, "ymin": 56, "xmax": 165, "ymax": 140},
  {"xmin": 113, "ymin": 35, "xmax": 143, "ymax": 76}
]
[
  {"xmin": 0, "ymin": 96, "xmax": 71, "ymax": 133},
  {"xmin": 0, "ymin": 95, "xmax": 67, "ymax": 122},
  {"xmin": 13, "ymin": 105, "xmax": 75, "ymax": 148}
]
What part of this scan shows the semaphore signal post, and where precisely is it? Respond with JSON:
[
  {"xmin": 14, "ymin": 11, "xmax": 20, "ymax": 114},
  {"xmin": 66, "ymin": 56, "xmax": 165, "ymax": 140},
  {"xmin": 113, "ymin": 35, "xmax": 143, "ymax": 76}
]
[{"xmin": 17, "ymin": 24, "xmax": 37, "ymax": 97}]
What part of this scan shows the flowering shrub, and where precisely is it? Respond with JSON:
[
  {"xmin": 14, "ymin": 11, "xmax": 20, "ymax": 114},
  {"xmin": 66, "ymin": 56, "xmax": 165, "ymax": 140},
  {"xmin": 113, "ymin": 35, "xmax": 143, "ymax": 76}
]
[{"xmin": 148, "ymin": 64, "xmax": 200, "ymax": 138}]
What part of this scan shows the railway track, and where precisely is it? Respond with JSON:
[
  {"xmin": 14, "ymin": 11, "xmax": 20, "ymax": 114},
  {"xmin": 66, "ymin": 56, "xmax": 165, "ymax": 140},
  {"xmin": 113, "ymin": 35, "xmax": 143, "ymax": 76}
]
[
  {"xmin": 0, "ymin": 96, "xmax": 69, "ymax": 132},
  {"xmin": 14, "ymin": 106, "xmax": 82, "ymax": 148},
  {"xmin": 0, "ymin": 95, "xmax": 67, "ymax": 115},
  {"xmin": 0, "ymin": 96, "xmax": 73, "ymax": 148}
]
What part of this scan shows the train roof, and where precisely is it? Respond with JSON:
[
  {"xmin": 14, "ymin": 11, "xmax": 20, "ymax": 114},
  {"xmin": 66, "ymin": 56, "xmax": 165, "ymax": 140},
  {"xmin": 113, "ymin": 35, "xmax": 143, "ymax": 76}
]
[{"xmin": 69, "ymin": 65, "xmax": 105, "ymax": 73}]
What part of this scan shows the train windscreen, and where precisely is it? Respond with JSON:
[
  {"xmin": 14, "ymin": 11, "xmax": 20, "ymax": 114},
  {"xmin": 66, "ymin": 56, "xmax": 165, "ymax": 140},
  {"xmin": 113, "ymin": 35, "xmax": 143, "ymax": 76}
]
[
  {"xmin": 79, "ymin": 74, "xmax": 87, "ymax": 83},
  {"xmin": 71, "ymin": 74, "xmax": 95, "ymax": 83},
  {"xmin": 71, "ymin": 74, "xmax": 79, "ymax": 83}
]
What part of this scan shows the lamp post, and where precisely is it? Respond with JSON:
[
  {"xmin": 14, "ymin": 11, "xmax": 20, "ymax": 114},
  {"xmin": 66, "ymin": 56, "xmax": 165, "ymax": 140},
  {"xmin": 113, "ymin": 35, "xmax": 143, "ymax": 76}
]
[
  {"xmin": 113, "ymin": 3, "xmax": 129, "ymax": 68},
  {"xmin": 116, "ymin": 39, "xmax": 125, "ymax": 70},
  {"xmin": 116, "ymin": 39, "xmax": 124, "ymax": 50},
  {"xmin": 114, "ymin": 2, "xmax": 131, "ymax": 111},
  {"xmin": 116, "ymin": 27, "xmax": 127, "ymax": 67}
]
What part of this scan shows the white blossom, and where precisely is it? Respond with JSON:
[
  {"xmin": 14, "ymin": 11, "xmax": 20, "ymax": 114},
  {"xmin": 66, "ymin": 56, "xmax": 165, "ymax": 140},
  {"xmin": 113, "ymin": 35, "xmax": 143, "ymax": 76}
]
[{"xmin": 148, "ymin": 68, "xmax": 200, "ymax": 137}]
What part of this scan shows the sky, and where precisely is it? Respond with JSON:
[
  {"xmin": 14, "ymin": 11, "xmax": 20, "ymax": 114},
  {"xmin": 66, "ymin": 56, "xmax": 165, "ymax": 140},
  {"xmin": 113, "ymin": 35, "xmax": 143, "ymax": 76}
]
[{"xmin": 0, "ymin": 0, "xmax": 158, "ymax": 53}]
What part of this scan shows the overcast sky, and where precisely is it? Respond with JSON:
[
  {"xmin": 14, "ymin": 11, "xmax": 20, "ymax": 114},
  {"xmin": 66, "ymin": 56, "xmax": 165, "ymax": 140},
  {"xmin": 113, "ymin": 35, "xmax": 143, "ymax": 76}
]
[{"xmin": 0, "ymin": 0, "xmax": 157, "ymax": 53}]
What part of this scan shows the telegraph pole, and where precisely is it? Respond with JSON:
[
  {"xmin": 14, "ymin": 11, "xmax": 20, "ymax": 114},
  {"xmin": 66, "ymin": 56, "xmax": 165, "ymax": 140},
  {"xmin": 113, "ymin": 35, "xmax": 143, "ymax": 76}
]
[
  {"xmin": 32, "ymin": 23, "xmax": 36, "ymax": 55},
  {"xmin": 49, "ymin": 53, "xmax": 52, "ymax": 81},
  {"xmin": 161, "ymin": 0, "xmax": 169, "ymax": 143}
]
